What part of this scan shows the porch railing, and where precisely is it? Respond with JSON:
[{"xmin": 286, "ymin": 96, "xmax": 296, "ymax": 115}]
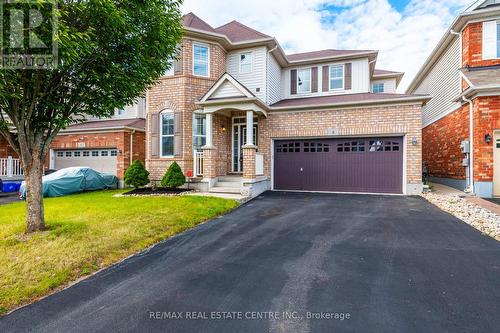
[
  {"xmin": 255, "ymin": 153, "xmax": 264, "ymax": 176},
  {"xmin": 193, "ymin": 151, "xmax": 204, "ymax": 177},
  {"xmin": 0, "ymin": 156, "xmax": 23, "ymax": 178}
]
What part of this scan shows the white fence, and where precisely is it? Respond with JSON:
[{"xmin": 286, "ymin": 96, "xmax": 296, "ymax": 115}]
[
  {"xmin": 193, "ymin": 151, "xmax": 204, "ymax": 177},
  {"xmin": 0, "ymin": 156, "xmax": 23, "ymax": 178},
  {"xmin": 255, "ymin": 153, "xmax": 264, "ymax": 176}
]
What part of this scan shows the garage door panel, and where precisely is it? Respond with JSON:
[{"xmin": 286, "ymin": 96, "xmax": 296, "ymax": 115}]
[
  {"xmin": 54, "ymin": 149, "xmax": 118, "ymax": 176},
  {"xmin": 274, "ymin": 138, "xmax": 403, "ymax": 194}
]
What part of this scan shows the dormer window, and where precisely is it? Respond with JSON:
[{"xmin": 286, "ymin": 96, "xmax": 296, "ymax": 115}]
[
  {"xmin": 297, "ymin": 68, "xmax": 311, "ymax": 93},
  {"xmin": 329, "ymin": 65, "xmax": 344, "ymax": 90},
  {"xmin": 372, "ymin": 83, "xmax": 384, "ymax": 93},
  {"xmin": 239, "ymin": 52, "xmax": 252, "ymax": 73}
]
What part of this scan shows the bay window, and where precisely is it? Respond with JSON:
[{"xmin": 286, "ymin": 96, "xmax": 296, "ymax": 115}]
[{"xmin": 161, "ymin": 112, "xmax": 174, "ymax": 157}]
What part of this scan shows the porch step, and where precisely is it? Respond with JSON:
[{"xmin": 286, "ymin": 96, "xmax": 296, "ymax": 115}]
[
  {"xmin": 217, "ymin": 175, "xmax": 243, "ymax": 182},
  {"xmin": 209, "ymin": 187, "xmax": 242, "ymax": 194},
  {"xmin": 213, "ymin": 181, "xmax": 241, "ymax": 188}
]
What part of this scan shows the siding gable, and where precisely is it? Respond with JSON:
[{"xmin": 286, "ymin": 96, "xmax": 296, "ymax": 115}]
[{"xmin": 210, "ymin": 80, "xmax": 246, "ymax": 99}]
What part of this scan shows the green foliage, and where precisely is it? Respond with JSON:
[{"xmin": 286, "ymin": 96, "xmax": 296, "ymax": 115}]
[
  {"xmin": 160, "ymin": 162, "xmax": 186, "ymax": 189},
  {"xmin": 124, "ymin": 160, "xmax": 150, "ymax": 188}
]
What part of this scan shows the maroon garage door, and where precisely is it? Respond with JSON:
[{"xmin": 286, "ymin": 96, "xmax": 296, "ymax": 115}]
[{"xmin": 274, "ymin": 137, "xmax": 403, "ymax": 194}]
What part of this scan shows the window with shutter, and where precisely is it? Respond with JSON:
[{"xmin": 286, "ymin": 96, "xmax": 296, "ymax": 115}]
[{"xmin": 161, "ymin": 111, "xmax": 174, "ymax": 157}]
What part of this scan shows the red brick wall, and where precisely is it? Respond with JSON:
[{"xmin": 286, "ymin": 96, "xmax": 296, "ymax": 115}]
[
  {"xmin": 49, "ymin": 130, "xmax": 145, "ymax": 178},
  {"xmin": 474, "ymin": 96, "xmax": 500, "ymax": 181},
  {"xmin": 462, "ymin": 22, "xmax": 500, "ymax": 68},
  {"xmin": 0, "ymin": 136, "xmax": 17, "ymax": 157},
  {"xmin": 422, "ymin": 96, "xmax": 500, "ymax": 182},
  {"xmin": 422, "ymin": 105, "xmax": 469, "ymax": 180}
]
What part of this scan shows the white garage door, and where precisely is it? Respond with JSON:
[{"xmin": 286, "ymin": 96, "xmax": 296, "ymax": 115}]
[{"xmin": 54, "ymin": 149, "xmax": 118, "ymax": 175}]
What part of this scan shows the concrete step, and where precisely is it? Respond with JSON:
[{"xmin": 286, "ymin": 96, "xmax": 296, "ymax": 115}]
[
  {"xmin": 218, "ymin": 176, "xmax": 242, "ymax": 182},
  {"xmin": 208, "ymin": 187, "xmax": 242, "ymax": 194},
  {"xmin": 213, "ymin": 181, "xmax": 241, "ymax": 188}
]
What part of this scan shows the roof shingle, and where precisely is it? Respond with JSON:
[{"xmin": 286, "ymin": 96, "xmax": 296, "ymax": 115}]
[
  {"xmin": 214, "ymin": 21, "xmax": 271, "ymax": 42},
  {"xmin": 287, "ymin": 49, "xmax": 374, "ymax": 62},
  {"xmin": 182, "ymin": 12, "xmax": 215, "ymax": 33},
  {"xmin": 65, "ymin": 118, "xmax": 145, "ymax": 131}
]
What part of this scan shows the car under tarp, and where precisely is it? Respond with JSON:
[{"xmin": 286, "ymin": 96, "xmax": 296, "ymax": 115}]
[{"xmin": 20, "ymin": 167, "xmax": 118, "ymax": 199}]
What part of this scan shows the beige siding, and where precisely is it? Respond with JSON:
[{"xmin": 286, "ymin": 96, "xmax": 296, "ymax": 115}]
[
  {"xmin": 414, "ymin": 37, "xmax": 462, "ymax": 127},
  {"xmin": 371, "ymin": 78, "xmax": 397, "ymax": 93},
  {"xmin": 282, "ymin": 58, "xmax": 370, "ymax": 99},
  {"xmin": 211, "ymin": 80, "xmax": 245, "ymax": 99},
  {"xmin": 227, "ymin": 46, "xmax": 267, "ymax": 101},
  {"xmin": 266, "ymin": 53, "xmax": 282, "ymax": 105}
]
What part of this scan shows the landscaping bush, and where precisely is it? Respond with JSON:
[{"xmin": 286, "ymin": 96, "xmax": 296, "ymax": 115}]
[
  {"xmin": 160, "ymin": 162, "xmax": 186, "ymax": 189},
  {"xmin": 124, "ymin": 160, "xmax": 150, "ymax": 189}
]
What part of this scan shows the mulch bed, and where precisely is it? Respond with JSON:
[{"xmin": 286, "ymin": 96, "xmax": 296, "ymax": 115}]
[{"xmin": 123, "ymin": 187, "xmax": 191, "ymax": 196}]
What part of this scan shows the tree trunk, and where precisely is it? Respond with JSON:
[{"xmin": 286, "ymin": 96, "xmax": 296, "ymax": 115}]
[{"xmin": 24, "ymin": 157, "xmax": 45, "ymax": 233}]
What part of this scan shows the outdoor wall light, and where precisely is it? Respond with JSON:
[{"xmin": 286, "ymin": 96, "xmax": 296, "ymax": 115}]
[
  {"xmin": 485, "ymin": 133, "xmax": 492, "ymax": 144},
  {"xmin": 221, "ymin": 125, "xmax": 227, "ymax": 132},
  {"xmin": 411, "ymin": 137, "xmax": 418, "ymax": 145}
]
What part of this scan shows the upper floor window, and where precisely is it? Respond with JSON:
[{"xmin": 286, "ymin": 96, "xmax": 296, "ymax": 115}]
[
  {"xmin": 193, "ymin": 114, "xmax": 206, "ymax": 151},
  {"xmin": 329, "ymin": 65, "xmax": 344, "ymax": 90},
  {"xmin": 164, "ymin": 59, "xmax": 174, "ymax": 76},
  {"xmin": 297, "ymin": 68, "xmax": 311, "ymax": 93},
  {"xmin": 116, "ymin": 108, "xmax": 127, "ymax": 116},
  {"xmin": 372, "ymin": 83, "xmax": 384, "ymax": 93},
  {"xmin": 193, "ymin": 43, "xmax": 209, "ymax": 77},
  {"xmin": 239, "ymin": 52, "xmax": 252, "ymax": 73},
  {"xmin": 482, "ymin": 21, "xmax": 500, "ymax": 59},
  {"xmin": 161, "ymin": 111, "xmax": 174, "ymax": 157}
]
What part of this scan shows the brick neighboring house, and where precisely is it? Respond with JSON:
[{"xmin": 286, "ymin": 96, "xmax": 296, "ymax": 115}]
[
  {"xmin": 146, "ymin": 13, "xmax": 429, "ymax": 197},
  {"xmin": 407, "ymin": 0, "xmax": 500, "ymax": 198},
  {"xmin": 0, "ymin": 101, "xmax": 146, "ymax": 184}
]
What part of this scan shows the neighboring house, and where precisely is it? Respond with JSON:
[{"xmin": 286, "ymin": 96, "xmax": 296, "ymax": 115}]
[
  {"xmin": 48, "ymin": 100, "xmax": 146, "ymax": 182},
  {"xmin": 1, "ymin": 102, "xmax": 146, "ymax": 183},
  {"xmin": 145, "ymin": 13, "xmax": 429, "ymax": 197},
  {"xmin": 407, "ymin": 0, "xmax": 500, "ymax": 198}
]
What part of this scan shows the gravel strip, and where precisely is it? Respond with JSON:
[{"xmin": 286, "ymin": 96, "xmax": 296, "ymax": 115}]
[{"xmin": 421, "ymin": 192, "xmax": 500, "ymax": 241}]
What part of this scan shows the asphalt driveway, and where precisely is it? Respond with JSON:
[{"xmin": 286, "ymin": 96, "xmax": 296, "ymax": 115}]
[{"xmin": 1, "ymin": 192, "xmax": 500, "ymax": 333}]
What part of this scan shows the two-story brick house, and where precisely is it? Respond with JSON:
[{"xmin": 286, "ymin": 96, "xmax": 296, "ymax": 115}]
[
  {"xmin": 146, "ymin": 13, "xmax": 429, "ymax": 197},
  {"xmin": 407, "ymin": 0, "xmax": 500, "ymax": 198}
]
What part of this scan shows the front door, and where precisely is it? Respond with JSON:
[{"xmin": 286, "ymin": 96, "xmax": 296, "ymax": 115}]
[
  {"xmin": 494, "ymin": 131, "xmax": 500, "ymax": 196},
  {"xmin": 232, "ymin": 117, "xmax": 258, "ymax": 173}
]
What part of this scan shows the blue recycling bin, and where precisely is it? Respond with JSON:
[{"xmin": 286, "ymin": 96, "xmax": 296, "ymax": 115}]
[{"xmin": 2, "ymin": 182, "xmax": 21, "ymax": 193}]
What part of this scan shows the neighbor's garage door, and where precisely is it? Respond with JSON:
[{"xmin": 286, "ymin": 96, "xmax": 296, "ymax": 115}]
[
  {"xmin": 54, "ymin": 149, "xmax": 118, "ymax": 175},
  {"xmin": 274, "ymin": 137, "xmax": 403, "ymax": 194}
]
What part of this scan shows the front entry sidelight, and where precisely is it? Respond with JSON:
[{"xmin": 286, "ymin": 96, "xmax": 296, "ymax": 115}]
[{"xmin": 232, "ymin": 117, "xmax": 258, "ymax": 173}]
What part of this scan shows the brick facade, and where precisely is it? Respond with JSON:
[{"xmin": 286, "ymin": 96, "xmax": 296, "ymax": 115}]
[
  {"xmin": 422, "ymin": 96, "xmax": 500, "ymax": 184},
  {"xmin": 49, "ymin": 130, "xmax": 145, "ymax": 179},
  {"xmin": 0, "ymin": 136, "xmax": 17, "ymax": 158},
  {"xmin": 146, "ymin": 37, "xmax": 227, "ymax": 180},
  {"xmin": 462, "ymin": 22, "xmax": 500, "ymax": 69}
]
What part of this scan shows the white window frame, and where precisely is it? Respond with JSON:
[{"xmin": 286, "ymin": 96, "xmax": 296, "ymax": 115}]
[
  {"xmin": 192, "ymin": 113, "xmax": 207, "ymax": 151},
  {"xmin": 297, "ymin": 68, "xmax": 312, "ymax": 94},
  {"xmin": 497, "ymin": 22, "xmax": 500, "ymax": 58},
  {"xmin": 160, "ymin": 110, "xmax": 175, "ymax": 158},
  {"xmin": 192, "ymin": 42, "xmax": 210, "ymax": 77},
  {"xmin": 329, "ymin": 64, "xmax": 345, "ymax": 91},
  {"xmin": 164, "ymin": 59, "xmax": 175, "ymax": 76},
  {"xmin": 239, "ymin": 51, "xmax": 253, "ymax": 74},
  {"xmin": 372, "ymin": 83, "xmax": 384, "ymax": 93}
]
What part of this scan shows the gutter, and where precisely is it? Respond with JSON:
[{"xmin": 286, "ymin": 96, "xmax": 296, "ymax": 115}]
[{"xmin": 59, "ymin": 125, "xmax": 146, "ymax": 134}]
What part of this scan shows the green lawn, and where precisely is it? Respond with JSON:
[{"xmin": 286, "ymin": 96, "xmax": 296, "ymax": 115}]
[{"xmin": 0, "ymin": 190, "xmax": 238, "ymax": 315}]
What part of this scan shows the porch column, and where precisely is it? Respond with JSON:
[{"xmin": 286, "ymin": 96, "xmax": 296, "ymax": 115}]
[
  {"xmin": 242, "ymin": 110, "xmax": 256, "ymax": 180},
  {"xmin": 202, "ymin": 112, "xmax": 216, "ymax": 179}
]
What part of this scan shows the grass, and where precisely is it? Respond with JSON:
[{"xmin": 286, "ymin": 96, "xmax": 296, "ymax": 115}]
[{"xmin": 0, "ymin": 190, "xmax": 238, "ymax": 316}]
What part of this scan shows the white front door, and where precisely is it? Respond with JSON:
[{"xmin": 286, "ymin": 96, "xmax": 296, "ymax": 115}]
[
  {"xmin": 232, "ymin": 117, "xmax": 258, "ymax": 173},
  {"xmin": 494, "ymin": 131, "xmax": 500, "ymax": 196}
]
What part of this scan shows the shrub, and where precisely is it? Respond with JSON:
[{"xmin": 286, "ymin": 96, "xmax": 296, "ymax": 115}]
[
  {"xmin": 160, "ymin": 162, "xmax": 186, "ymax": 189},
  {"xmin": 124, "ymin": 160, "xmax": 150, "ymax": 189}
]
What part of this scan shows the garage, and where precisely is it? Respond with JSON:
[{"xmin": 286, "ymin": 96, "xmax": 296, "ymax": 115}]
[
  {"xmin": 53, "ymin": 149, "xmax": 118, "ymax": 175},
  {"xmin": 273, "ymin": 137, "xmax": 404, "ymax": 194}
]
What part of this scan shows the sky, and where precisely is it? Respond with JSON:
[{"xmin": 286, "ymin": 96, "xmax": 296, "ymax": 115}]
[{"xmin": 181, "ymin": 0, "xmax": 475, "ymax": 92}]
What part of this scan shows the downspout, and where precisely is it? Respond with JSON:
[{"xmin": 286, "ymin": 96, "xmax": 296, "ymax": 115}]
[
  {"xmin": 130, "ymin": 129, "xmax": 136, "ymax": 165},
  {"xmin": 462, "ymin": 96, "xmax": 474, "ymax": 194}
]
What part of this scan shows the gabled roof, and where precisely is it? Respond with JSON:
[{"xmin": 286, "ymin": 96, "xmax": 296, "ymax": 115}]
[
  {"xmin": 287, "ymin": 49, "xmax": 374, "ymax": 62},
  {"xmin": 372, "ymin": 69, "xmax": 405, "ymax": 86},
  {"xmin": 215, "ymin": 21, "xmax": 271, "ymax": 42},
  {"xmin": 200, "ymin": 73, "xmax": 256, "ymax": 102},
  {"xmin": 182, "ymin": 12, "xmax": 216, "ymax": 33}
]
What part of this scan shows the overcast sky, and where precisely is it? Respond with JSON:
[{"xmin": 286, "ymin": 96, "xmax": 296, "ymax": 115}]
[{"xmin": 182, "ymin": 0, "xmax": 474, "ymax": 92}]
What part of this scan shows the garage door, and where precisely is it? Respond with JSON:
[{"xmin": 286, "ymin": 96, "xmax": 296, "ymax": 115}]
[
  {"xmin": 54, "ymin": 149, "xmax": 118, "ymax": 175},
  {"xmin": 274, "ymin": 137, "xmax": 403, "ymax": 194}
]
